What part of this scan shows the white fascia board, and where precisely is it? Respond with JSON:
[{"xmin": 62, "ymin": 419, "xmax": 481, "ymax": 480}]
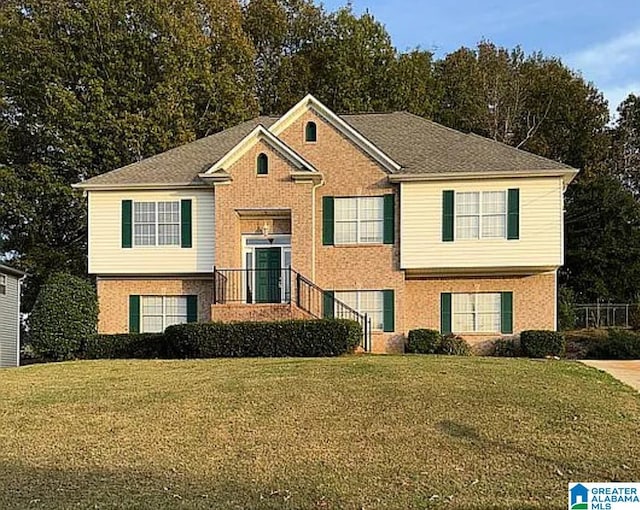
[
  {"xmin": 203, "ymin": 125, "xmax": 317, "ymax": 174},
  {"xmin": 388, "ymin": 168, "xmax": 579, "ymax": 185}
]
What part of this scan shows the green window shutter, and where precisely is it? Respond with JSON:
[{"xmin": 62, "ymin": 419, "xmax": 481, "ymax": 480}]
[
  {"xmin": 181, "ymin": 199, "xmax": 192, "ymax": 248},
  {"xmin": 322, "ymin": 196, "xmax": 334, "ymax": 245},
  {"xmin": 501, "ymin": 292, "xmax": 513, "ymax": 334},
  {"xmin": 257, "ymin": 153, "xmax": 268, "ymax": 175},
  {"xmin": 507, "ymin": 188, "xmax": 520, "ymax": 240},
  {"xmin": 122, "ymin": 200, "xmax": 132, "ymax": 248},
  {"xmin": 382, "ymin": 290, "xmax": 395, "ymax": 332},
  {"xmin": 442, "ymin": 191, "xmax": 454, "ymax": 242},
  {"xmin": 129, "ymin": 295, "xmax": 140, "ymax": 333},
  {"xmin": 323, "ymin": 291, "xmax": 335, "ymax": 318},
  {"xmin": 186, "ymin": 295, "xmax": 198, "ymax": 323},
  {"xmin": 383, "ymin": 194, "xmax": 395, "ymax": 245},
  {"xmin": 440, "ymin": 293, "xmax": 452, "ymax": 334}
]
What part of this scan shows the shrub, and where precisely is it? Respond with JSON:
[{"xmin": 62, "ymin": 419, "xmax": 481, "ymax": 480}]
[
  {"xmin": 440, "ymin": 334, "xmax": 472, "ymax": 356},
  {"xmin": 83, "ymin": 334, "xmax": 167, "ymax": 359},
  {"xmin": 27, "ymin": 272, "xmax": 98, "ymax": 361},
  {"xmin": 587, "ymin": 329, "xmax": 640, "ymax": 359},
  {"xmin": 520, "ymin": 330, "xmax": 566, "ymax": 358},
  {"xmin": 163, "ymin": 319, "xmax": 361, "ymax": 358},
  {"xmin": 558, "ymin": 286, "xmax": 577, "ymax": 331},
  {"xmin": 492, "ymin": 337, "xmax": 521, "ymax": 357},
  {"xmin": 406, "ymin": 329, "xmax": 442, "ymax": 354}
]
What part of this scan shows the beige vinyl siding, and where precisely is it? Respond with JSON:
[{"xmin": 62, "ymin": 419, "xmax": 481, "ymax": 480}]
[
  {"xmin": 400, "ymin": 177, "xmax": 563, "ymax": 270},
  {"xmin": 88, "ymin": 190, "xmax": 215, "ymax": 274},
  {"xmin": 0, "ymin": 272, "xmax": 20, "ymax": 367}
]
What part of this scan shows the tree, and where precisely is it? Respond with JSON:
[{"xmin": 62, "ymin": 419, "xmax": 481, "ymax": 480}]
[
  {"xmin": 305, "ymin": 7, "xmax": 397, "ymax": 113},
  {"xmin": 27, "ymin": 272, "xmax": 98, "ymax": 361},
  {"xmin": 562, "ymin": 174, "xmax": 640, "ymax": 302},
  {"xmin": 243, "ymin": 0, "xmax": 328, "ymax": 115},
  {"xmin": 434, "ymin": 42, "xmax": 609, "ymax": 170},
  {"xmin": 0, "ymin": 0, "xmax": 259, "ymax": 310},
  {"xmin": 609, "ymin": 94, "xmax": 640, "ymax": 196}
]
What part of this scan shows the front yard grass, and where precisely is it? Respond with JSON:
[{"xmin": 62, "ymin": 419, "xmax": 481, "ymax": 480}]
[{"xmin": 0, "ymin": 356, "xmax": 639, "ymax": 509}]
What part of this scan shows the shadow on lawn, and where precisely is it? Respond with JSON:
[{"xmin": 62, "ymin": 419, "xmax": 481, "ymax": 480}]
[
  {"xmin": 0, "ymin": 460, "xmax": 345, "ymax": 510},
  {"xmin": 436, "ymin": 420, "xmax": 619, "ymax": 482}
]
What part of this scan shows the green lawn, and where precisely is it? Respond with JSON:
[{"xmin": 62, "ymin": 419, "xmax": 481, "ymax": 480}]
[{"xmin": 0, "ymin": 356, "xmax": 639, "ymax": 509}]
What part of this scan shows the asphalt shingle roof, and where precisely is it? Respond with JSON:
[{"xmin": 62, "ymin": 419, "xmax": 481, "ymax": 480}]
[{"xmin": 79, "ymin": 111, "xmax": 572, "ymax": 186}]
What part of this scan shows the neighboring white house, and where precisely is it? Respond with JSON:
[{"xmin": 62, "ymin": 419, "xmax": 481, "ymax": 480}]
[{"xmin": 0, "ymin": 264, "xmax": 25, "ymax": 368}]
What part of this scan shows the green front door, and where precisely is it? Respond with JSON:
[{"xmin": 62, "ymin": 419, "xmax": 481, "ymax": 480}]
[{"xmin": 255, "ymin": 248, "xmax": 281, "ymax": 303}]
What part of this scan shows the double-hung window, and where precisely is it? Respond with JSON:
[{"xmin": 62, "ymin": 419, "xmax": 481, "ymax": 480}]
[
  {"xmin": 0, "ymin": 274, "xmax": 6, "ymax": 295},
  {"xmin": 452, "ymin": 293, "xmax": 502, "ymax": 333},
  {"xmin": 133, "ymin": 201, "xmax": 180, "ymax": 246},
  {"xmin": 335, "ymin": 197, "xmax": 384, "ymax": 244},
  {"xmin": 334, "ymin": 290, "xmax": 385, "ymax": 331},
  {"xmin": 455, "ymin": 191, "xmax": 506, "ymax": 239},
  {"xmin": 141, "ymin": 296, "xmax": 188, "ymax": 333}
]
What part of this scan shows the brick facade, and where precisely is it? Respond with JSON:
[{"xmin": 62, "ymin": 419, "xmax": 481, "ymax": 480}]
[
  {"xmin": 96, "ymin": 278, "xmax": 212, "ymax": 334},
  {"xmin": 94, "ymin": 107, "xmax": 559, "ymax": 353},
  {"xmin": 404, "ymin": 271, "xmax": 556, "ymax": 353}
]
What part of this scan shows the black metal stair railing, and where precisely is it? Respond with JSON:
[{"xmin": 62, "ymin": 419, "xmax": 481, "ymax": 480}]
[{"xmin": 212, "ymin": 266, "xmax": 372, "ymax": 351}]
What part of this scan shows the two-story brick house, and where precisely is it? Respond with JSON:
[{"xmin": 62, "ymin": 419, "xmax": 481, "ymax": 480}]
[{"xmin": 75, "ymin": 95, "xmax": 577, "ymax": 353}]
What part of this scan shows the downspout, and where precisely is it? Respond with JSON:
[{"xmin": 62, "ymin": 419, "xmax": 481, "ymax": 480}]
[
  {"xmin": 16, "ymin": 274, "xmax": 25, "ymax": 367},
  {"xmin": 311, "ymin": 176, "xmax": 325, "ymax": 281}
]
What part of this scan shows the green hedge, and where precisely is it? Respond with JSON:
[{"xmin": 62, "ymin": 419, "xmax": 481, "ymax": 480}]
[
  {"xmin": 84, "ymin": 319, "xmax": 362, "ymax": 359},
  {"xmin": 405, "ymin": 329, "xmax": 471, "ymax": 356},
  {"xmin": 164, "ymin": 319, "xmax": 361, "ymax": 358},
  {"xmin": 520, "ymin": 330, "xmax": 566, "ymax": 358},
  {"xmin": 406, "ymin": 329, "xmax": 441, "ymax": 354},
  {"xmin": 587, "ymin": 329, "xmax": 640, "ymax": 359},
  {"xmin": 83, "ymin": 334, "xmax": 168, "ymax": 359}
]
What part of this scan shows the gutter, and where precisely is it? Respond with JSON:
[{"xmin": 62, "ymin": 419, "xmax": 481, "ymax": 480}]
[{"xmin": 388, "ymin": 169, "xmax": 579, "ymax": 185}]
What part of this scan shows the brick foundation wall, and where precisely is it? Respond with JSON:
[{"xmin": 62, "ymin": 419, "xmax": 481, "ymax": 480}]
[
  {"xmin": 404, "ymin": 271, "xmax": 556, "ymax": 353},
  {"xmin": 96, "ymin": 277, "xmax": 213, "ymax": 334},
  {"xmin": 211, "ymin": 303, "xmax": 314, "ymax": 322}
]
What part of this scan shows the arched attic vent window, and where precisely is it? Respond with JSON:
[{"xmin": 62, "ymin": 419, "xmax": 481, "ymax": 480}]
[
  {"xmin": 305, "ymin": 121, "xmax": 317, "ymax": 142},
  {"xmin": 257, "ymin": 153, "xmax": 269, "ymax": 175}
]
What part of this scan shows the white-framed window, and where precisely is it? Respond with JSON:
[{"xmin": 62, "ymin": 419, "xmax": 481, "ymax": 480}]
[
  {"xmin": 455, "ymin": 191, "xmax": 506, "ymax": 239},
  {"xmin": 133, "ymin": 201, "xmax": 180, "ymax": 246},
  {"xmin": 334, "ymin": 290, "xmax": 384, "ymax": 331},
  {"xmin": 0, "ymin": 274, "xmax": 6, "ymax": 295},
  {"xmin": 452, "ymin": 293, "xmax": 501, "ymax": 333},
  {"xmin": 141, "ymin": 296, "xmax": 188, "ymax": 333},
  {"xmin": 335, "ymin": 197, "xmax": 384, "ymax": 244}
]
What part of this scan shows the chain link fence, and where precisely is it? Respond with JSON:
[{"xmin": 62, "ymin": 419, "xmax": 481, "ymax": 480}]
[{"xmin": 574, "ymin": 303, "xmax": 636, "ymax": 329}]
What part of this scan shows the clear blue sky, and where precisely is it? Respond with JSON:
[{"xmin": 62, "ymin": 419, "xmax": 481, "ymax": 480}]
[{"xmin": 322, "ymin": 0, "xmax": 640, "ymax": 117}]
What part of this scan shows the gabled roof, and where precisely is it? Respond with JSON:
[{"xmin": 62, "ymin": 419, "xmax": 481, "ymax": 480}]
[
  {"xmin": 269, "ymin": 94, "xmax": 401, "ymax": 173},
  {"xmin": 200, "ymin": 124, "xmax": 317, "ymax": 181},
  {"xmin": 74, "ymin": 99, "xmax": 577, "ymax": 190}
]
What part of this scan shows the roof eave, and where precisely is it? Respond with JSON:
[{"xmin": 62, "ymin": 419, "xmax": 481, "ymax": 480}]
[
  {"xmin": 72, "ymin": 182, "xmax": 211, "ymax": 191},
  {"xmin": 388, "ymin": 168, "xmax": 579, "ymax": 184}
]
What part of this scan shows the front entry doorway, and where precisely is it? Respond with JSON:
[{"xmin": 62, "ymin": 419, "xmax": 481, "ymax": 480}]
[
  {"xmin": 255, "ymin": 247, "xmax": 281, "ymax": 303},
  {"xmin": 242, "ymin": 234, "xmax": 291, "ymax": 304}
]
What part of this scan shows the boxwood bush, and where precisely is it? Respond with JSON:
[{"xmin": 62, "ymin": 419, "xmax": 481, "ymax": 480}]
[
  {"xmin": 406, "ymin": 329, "xmax": 442, "ymax": 354},
  {"xmin": 83, "ymin": 333, "xmax": 168, "ymax": 359},
  {"xmin": 28, "ymin": 272, "xmax": 98, "ymax": 361},
  {"xmin": 164, "ymin": 319, "xmax": 362, "ymax": 358},
  {"xmin": 587, "ymin": 329, "xmax": 640, "ymax": 360},
  {"xmin": 405, "ymin": 329, "xmax": 471, "ymax": 356},
  {"xmin": 520, "ymin": 330, "xmax": 566, "ymax": 358},
  {"xmin": 440, "ymin": 334, "xmax": 472, "ymax": 356}
]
